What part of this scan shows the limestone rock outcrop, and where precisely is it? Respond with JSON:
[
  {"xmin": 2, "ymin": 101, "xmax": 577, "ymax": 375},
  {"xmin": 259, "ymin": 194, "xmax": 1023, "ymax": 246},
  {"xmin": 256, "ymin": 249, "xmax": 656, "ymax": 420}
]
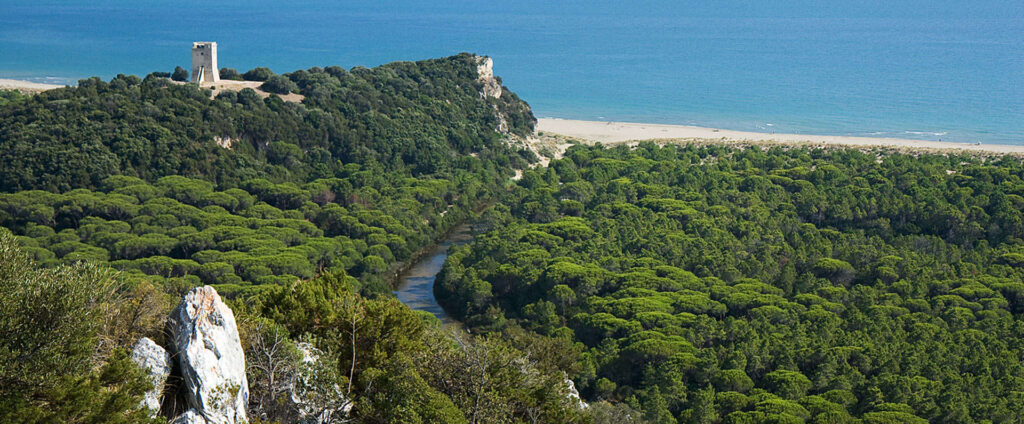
[
  {"xmin": 475, "ymin": 55, "xmax": 502, "ymax": 99},
  {"xmin": 170, "ymin": 409, "xmax": 205, "ymax": 424},
  {"xmin": 292, "ymin": 342, "xmax": 352, "ymax": 424},
  {"xmin": 565, "ymin": 375, "xmax": 589, "ymax": 410},
  {"xmin": 169, "ymin": 286, "xmax": 249, "ymax": 424},
  {"xmin": 472, "ymin": 55, "xmax": 514, "ymax": 133},
  {"xmin": 214, "ymin": 136, "xmax": 234, "ymax": 150},
  {"xmin": 131, "ymin": 337, "xmax": 172, "ymax": 415}
]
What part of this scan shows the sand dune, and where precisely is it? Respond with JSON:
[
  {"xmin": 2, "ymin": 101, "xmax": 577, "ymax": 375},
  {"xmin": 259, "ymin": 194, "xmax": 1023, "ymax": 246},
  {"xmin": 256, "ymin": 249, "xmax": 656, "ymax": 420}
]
[
  {"xmin": 0, "ymin": 78, "xmax": 64, "ymax": 93},
  {"xmin": 537, "ymin": 118, "xmax": 1024, "ymax": 155}
]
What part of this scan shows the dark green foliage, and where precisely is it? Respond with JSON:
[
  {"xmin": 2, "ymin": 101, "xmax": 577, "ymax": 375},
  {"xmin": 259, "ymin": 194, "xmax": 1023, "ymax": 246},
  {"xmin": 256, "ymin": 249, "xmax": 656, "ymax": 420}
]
[
  {"xmin": 0, "ymin": 231, "xmax": 117, "ymax": 395},
  {"xmin": 0, "ymin": 89, "xmax": 27, "ymax": 107},
  {"xmin": 245, "ymin": 273, "xmax": 589, "ymax": 422},
  {"xmin": 0, "ymin": 53, "xmax": 535, "ymax": 192},
  {"xmin": 171, "ymin": 66, "xmax": 188, "ymax": 81},
  {"xmin": 0, "ymin": 54, "xmax": 556, "ymax": 420},
  {"xmin": 260, "ymin": 75, "xmax": 298, "ymax": 94},
  {"xmin": 0, "ymin": 172, "xmax": 490, "ymax": 294},
  {"xmin": 437, "ymin": 143, "xmax": 1024, "ymax": 422},
  {"xmin": 243, "ymin": 67, "xmax": 275, "ymax": 81},
  {"xmin": 219, "ymin": 67, "xmax": 242, "ymax": 80},
  {"xmin": 14, "ymin": 49, "xmax": 1024, "ymax": 422},
  {"xmin": 0, "ymin": 53, "xmax": 536, "ymax": 297},
  {"xmin": 0, "ymin": 232, "xmax": 158, "ymax": 423}
]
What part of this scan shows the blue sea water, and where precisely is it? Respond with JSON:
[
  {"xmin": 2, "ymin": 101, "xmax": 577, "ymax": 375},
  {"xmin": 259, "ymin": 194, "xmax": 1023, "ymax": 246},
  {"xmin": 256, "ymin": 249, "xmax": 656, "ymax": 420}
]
[{"xmin": 1, "ymin": 1, "xmax": 1021, "ymax": 144}]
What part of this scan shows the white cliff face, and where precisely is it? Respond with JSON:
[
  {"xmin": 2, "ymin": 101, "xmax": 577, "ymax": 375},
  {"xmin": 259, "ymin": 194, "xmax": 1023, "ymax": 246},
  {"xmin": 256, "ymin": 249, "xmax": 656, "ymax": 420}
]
[
  {"xmin": 475, "ymin": 56, "xmax": 502, "ymax": 99},
  {"xmin": 170, "ymin": 286, "xmax": 249, "ymax": 424},
  {"xmin": 131, "ymin": 337, "xmax": 172, "ymax": 416},
  {"xmin": 473, "ymin": 55, "xmax": 513, "ymax": 133}
]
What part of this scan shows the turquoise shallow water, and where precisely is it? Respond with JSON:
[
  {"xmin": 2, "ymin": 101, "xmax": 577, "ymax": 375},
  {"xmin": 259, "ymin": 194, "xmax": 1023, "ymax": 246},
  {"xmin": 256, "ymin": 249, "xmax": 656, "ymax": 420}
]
[{"xmin": 1, "ymin": 1, "xmax": 1021, "ymax": 144}]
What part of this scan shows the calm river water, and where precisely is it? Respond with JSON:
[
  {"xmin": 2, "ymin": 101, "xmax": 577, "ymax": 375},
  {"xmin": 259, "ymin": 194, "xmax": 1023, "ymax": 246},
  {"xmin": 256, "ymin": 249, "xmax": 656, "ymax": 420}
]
[{"xmin": 393, "ymin": 224, "xmax": 474, "ymax": 324}]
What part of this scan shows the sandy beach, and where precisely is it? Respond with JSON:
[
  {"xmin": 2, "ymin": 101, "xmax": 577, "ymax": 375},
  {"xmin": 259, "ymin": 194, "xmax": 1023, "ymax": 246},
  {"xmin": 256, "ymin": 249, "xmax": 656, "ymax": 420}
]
[
  {"xmin": 0, "ymin": 78, "xmax": 64, "ymax": 93},
  {"xmin": 537, "ymin": 118, "xmax": 1024, "ymax": 155}
]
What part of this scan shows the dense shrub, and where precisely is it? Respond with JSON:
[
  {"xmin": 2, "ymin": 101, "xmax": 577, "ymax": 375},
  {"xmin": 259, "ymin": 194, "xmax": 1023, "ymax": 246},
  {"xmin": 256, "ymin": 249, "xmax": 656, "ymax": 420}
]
[
  {"xmin": 171, "ymin": 66, "xmax": 188, "ymax": 81},
  {"xmin": 219, "ymin": 67, "xmax": 242, "ymax": 80},
  {"xmin": 242, "ymin": 67, "xmax": 275, "ymax": 81},
  {"xmin": 260, "ymin": 75, "xmax": 299, "ymax": 94}
]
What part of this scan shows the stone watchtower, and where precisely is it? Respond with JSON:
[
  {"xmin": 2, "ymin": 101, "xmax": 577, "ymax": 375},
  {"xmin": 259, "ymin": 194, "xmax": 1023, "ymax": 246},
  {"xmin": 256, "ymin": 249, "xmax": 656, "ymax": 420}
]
[{"xmin": 191, "ymin": 42, "xmax": 220, "ymax": 84}]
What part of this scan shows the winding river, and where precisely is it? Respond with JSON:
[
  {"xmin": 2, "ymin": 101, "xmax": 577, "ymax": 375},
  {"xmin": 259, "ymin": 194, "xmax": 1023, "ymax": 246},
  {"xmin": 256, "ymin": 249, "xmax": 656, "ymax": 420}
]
[{"xmin": 393, "ymin": 224, "xmax": 474, "ymax": 324}]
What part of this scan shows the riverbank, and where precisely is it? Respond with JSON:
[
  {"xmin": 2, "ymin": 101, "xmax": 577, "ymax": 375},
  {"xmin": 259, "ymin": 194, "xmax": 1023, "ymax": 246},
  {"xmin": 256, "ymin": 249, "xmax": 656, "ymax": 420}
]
[
  {"xmin": 393, "ymin": 223, "xmax": 474, "ymax": 325},
  {"xmin": 0, "ymin": 78, "xmax": 64, "ymax": 93},
  {"xmin": 536, "ymin": 118, "xmax": 1024, "ymax": 156}
]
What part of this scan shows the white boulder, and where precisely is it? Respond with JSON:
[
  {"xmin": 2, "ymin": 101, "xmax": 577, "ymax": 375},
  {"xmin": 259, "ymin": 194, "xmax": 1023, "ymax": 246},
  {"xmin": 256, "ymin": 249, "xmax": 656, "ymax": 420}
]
[
  {"xmin": 131, "ymin": 337, "xmax": 172, "ymax": 415},
  {"xmin": 169, "ymin": 286, "xmax": 249, "ymax": 424}
]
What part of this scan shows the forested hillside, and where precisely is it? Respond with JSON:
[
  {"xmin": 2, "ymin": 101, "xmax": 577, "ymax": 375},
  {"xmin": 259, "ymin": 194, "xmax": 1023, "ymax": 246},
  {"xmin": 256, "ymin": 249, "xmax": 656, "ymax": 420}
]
[
  {"xmin": 6, "ymin": 51, "xmax": 1024, "ymax": 423},
  {"xmin": 0, "ymin": 54, "xmax": 602, "ymax": 423},
  {"xmin": 0, "ymin": 53, "xmax": 534, "ymax": 295},
  {"xmin": 437, "ymin": 143, "xmax": 1024, "ymax": 423},
  {"xmin": 0, "ymin": 53, "xmax": 534, "ymax": 192}
]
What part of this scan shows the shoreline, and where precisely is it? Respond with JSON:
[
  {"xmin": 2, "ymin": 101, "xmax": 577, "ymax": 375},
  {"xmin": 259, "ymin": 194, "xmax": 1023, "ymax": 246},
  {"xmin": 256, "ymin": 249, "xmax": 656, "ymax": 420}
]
[
  {"xmin": 4, "ymin": 73, "xmax": 1022, "ymax": 156},
  {"xmin": 536, "ymin": 118, "xmax": 1024, "ymax": 155},
  {"xmin": 0, "ymin": 78, "xmax": 65, "ymax": 93}
]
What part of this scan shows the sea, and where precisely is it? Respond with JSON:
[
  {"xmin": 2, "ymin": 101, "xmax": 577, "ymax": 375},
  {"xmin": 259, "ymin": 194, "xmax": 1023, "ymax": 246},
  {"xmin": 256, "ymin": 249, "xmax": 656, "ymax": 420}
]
[{"xmin": 1, "ymin": 0, "xmax": 1021, "ymax": 144}]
